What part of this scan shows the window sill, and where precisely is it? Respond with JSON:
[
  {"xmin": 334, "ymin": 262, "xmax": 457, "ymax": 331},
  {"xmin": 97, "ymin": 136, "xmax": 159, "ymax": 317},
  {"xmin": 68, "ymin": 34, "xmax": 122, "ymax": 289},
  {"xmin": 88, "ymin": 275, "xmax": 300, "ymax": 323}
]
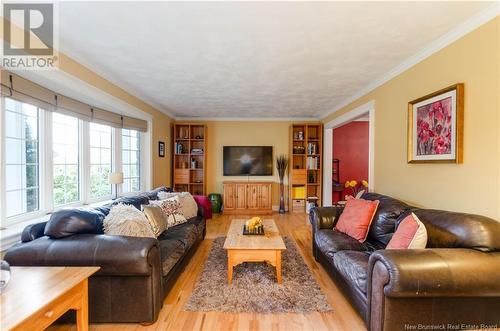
[{"xmin": 1, "ymin": 199, "xmax": 114, "ymax": 253}]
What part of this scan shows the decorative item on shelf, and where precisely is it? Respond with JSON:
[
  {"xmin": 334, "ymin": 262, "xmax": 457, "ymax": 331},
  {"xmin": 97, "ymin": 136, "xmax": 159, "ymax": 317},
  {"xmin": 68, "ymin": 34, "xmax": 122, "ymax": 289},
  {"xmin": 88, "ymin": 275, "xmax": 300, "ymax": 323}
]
[
  {"xmin": 175, "ymin": 142, "xmax": 184, "ymax": 154},
  {"xmin": 108, "ymin": 172, "xmax": 123, "ymax": 200},
  {"xmin": 195, "ymin": 135, "xmax": 202, "ymax": 139},
  {"xmin": 276, "ymin": 154, "xmax": 289, "ymax": 214},
  {"xmin": 208, "ymin": 193, "xmax": 222, "ymax": 214},
  {"xmin": 307, "ymin": 143, "xmax": 316, "ymax": 155},
  {"xmin": 191, "ymin": 148, "xmax": 203, "ymax": 154},
  {"xmin": 344, "ymin": 180, "xmax": 368, "ymax": 199},
  {"xmin": 298, "ymin": 131, "xmax": 304, "ymax": 140},
  {"xmin": 158, "ymin": 141, "xmax": 165, "ymax": 157},
  {"xmin": 0, "ymin": 260, "xmax": 11, "ymax": 291},
  {"xmin": 308, "ymin": 172, "xmax": 315, "ymax": 183},
  {"xmin": 408, "ymin": 83, "xmax": 464, "ymax": 163},
  {"xmin": 191, "ymin": 158, "xmax": 197, "ymax": 169},
  {"xmin": 243, "ymin": 217, "xmax": 264, "ymax": 235},
  {"xmin": 293, "ymin": 146, "xmax": 305, "ymax": 154},
  {"xmin": 181, "ymin": 161, "xmax": 188, "ymax": 169}
]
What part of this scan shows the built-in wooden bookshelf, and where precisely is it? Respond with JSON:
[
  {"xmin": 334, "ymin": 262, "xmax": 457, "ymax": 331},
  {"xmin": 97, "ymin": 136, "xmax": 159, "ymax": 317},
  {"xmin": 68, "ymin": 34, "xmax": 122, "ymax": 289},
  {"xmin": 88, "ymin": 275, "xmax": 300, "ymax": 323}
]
[
  {"xmin": 173, "ymin": 123, "xmax": 207, "ymax": 195},
  {"xmin": 289, "ymin": 123, "xmax": 323, "ymax": 213}
]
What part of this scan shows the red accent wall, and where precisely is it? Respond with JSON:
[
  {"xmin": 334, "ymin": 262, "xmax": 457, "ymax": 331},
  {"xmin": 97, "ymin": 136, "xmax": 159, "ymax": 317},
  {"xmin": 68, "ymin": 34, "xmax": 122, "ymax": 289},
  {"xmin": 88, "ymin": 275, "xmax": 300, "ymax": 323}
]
[{"xmin": 333, "ymin": 121, "xmax": 369, "ymax": 203}]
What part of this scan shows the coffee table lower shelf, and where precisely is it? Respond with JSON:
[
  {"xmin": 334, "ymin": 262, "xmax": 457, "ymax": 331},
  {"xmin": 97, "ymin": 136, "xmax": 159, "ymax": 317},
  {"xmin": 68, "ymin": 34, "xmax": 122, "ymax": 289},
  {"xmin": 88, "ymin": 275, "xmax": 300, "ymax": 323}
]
[{"xmin": 227, "ymin": 249, "xmax": 282, "ymax": 284}]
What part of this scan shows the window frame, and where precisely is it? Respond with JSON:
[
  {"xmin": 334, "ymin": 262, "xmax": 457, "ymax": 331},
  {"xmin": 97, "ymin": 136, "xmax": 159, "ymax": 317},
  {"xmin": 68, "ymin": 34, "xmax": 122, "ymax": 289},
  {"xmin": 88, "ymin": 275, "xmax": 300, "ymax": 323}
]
[
  {"xmin": 121, "ymin": 128, "xmax": 142, "ymax": 195},
  {"xmin": 87, "ymin": 122, "xmax": 115, "ymax": 203},
  {"xmin": 1, "ymin": 97, "xmax": 148, "ymax": 227}
]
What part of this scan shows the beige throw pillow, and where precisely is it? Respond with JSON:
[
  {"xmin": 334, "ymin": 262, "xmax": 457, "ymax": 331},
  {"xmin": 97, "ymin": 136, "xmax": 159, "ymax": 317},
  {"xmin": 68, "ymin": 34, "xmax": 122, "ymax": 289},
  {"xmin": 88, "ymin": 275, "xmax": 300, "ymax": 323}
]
[
  {"xmin": 149, "ymin": 196, "xmax": 187, "ymax": 228},
  {"xmin": 103, "ymin": 203, "xmax": 155, "ymax": 238},
  {"xmin": 142, "ymin": 205, "xmax": 168, "ymax": 237},
  {"xmin": 157, "ymin": 192, "xmax": 198, "ymax": 219}
]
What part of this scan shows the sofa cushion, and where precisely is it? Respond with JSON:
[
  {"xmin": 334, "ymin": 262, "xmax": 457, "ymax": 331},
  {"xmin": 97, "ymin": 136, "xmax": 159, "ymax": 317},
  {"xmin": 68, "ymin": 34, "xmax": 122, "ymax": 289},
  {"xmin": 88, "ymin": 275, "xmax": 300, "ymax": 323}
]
[
  {"xmin": 158, "ymin": 223, "xmax": 198, "ymax": 252},
  {"xmin": 44, "ymin": 208, "xmax": 105, "ymax": 238},
  {"xmin": 185, "ymin": 216, "xmax": 205, "ymax": 239},
  {"xmin": 315, "ymin": 229, "xmax": 365, "ymax": 259},
  {"xmin": 362, "ymin": 192, "xmax": 412, "ymax": 245},
  {"xmin": 333, "ymin": 251, "xmax": 371, "ymax": 294},
  {"xmin": 113, "ymin": 195, "xmax": 149, "ymax": 210},
  {"xmin": 158, "ymin": 239, "xmax": 185, "ymax": 276}
]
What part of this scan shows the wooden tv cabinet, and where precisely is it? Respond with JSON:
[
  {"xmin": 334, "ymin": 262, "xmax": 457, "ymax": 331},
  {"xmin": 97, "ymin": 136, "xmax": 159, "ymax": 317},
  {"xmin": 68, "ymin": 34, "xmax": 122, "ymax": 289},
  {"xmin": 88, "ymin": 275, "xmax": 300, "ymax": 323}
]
[{"xmin": 222, "ymin": 181, "xmax": 272, "ymax": 215}]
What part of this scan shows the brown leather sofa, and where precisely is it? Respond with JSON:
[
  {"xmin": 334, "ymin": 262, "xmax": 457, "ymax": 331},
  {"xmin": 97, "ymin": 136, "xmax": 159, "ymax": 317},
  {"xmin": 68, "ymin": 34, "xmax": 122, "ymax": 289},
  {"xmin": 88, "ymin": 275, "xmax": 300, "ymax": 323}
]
[
  {"xmin": 4, "ymin": 187, "xmax": 206, "ymax": 324},
  {"xmin": 311, "ymin": 192, "xmax": 500, "ymax": 331}
]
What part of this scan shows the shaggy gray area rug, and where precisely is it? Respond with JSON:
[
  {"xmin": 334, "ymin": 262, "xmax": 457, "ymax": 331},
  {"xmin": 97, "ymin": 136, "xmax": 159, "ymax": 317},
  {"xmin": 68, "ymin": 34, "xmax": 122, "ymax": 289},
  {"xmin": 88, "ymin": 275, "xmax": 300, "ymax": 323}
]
[{"xmin": 185, "ymin": 236, "xmax": 333, "ymax": 313}]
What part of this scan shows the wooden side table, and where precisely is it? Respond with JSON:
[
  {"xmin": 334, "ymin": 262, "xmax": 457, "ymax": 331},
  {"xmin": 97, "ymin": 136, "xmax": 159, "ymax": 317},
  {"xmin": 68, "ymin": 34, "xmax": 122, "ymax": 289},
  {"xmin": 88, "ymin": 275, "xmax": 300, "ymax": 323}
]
[{"xmin": 1, "ymin": 266, "xmax": 100, "ymax": 331}]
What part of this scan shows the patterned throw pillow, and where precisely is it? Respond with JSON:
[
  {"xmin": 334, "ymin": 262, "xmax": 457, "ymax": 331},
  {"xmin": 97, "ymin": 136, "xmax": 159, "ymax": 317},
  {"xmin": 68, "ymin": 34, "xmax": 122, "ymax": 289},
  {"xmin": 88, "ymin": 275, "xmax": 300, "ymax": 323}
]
[
  {"xmin": 142, "ymin": 205, "xmax": 168, "ymax": 237},
  {"xmin": 103, "ymin": 203, "xmax": 155, "ymax": 238},
  {"xmin": 158, "ymin": 192, "xmax": 198, "ymax": 219},
  {"xmin": 149, "ymin": 196, "xmax": 187, "ymax": 228},
  {"xmin": 386, "ymin": 213, "xmax": 427, "ymax": 249}
]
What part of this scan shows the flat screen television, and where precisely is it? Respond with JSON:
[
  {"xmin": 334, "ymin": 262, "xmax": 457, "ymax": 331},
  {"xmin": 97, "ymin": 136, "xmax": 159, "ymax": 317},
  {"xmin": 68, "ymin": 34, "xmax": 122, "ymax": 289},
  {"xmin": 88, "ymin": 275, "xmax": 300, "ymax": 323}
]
[{"xmin": 223, "ymin": 146, "xmax": 273, "ymax": 176}]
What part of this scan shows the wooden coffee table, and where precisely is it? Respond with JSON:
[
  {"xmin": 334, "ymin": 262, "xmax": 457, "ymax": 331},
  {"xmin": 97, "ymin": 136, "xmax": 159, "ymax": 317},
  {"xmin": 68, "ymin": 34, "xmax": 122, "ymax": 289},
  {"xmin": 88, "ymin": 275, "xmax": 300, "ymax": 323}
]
[
  {"xmin": 223, "ymin": 219, "xmax": 286, "ymax": 284},
  {"xmin": 1, "ymin": 266, "xmax": 100, "ymax": 331}
]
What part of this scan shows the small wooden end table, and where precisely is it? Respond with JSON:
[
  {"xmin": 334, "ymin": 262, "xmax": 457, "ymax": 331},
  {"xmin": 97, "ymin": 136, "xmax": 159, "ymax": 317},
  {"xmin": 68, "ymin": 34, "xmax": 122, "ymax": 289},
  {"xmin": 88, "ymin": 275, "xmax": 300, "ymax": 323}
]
[
  {"xmin": 1, "ymin": 266, "xmax": 100, "ymax": 331},
  {"xmin": 223, "ymin": 219, "xmax": 286, "ymax": 284}
]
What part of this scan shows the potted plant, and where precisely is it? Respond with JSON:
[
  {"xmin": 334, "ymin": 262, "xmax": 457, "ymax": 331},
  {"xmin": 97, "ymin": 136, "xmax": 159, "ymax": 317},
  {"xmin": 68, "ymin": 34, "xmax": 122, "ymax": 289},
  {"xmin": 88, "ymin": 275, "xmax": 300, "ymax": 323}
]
[{"xmin": 276, "ymin": 155, "xmax": 289, "ymax": 214}]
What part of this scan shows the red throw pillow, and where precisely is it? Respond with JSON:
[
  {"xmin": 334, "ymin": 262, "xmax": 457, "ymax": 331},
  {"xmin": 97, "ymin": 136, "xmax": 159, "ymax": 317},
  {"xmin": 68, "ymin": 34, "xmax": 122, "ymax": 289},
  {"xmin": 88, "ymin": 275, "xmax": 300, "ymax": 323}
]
[
  {"xmin": 386, "ymin": 213, "xmax": 427, "ymax": 249},
  {"xmin": 335, "ymin": 199, "xmax": 379, "ymax": 242}
]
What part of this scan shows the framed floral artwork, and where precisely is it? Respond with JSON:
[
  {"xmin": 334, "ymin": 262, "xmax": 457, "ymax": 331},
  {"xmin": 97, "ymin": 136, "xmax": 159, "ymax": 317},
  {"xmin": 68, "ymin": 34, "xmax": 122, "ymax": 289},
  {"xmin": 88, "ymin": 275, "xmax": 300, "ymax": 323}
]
[{"xmin": 407, "ymin": 83, "xmax": 464, "ymax": 163}]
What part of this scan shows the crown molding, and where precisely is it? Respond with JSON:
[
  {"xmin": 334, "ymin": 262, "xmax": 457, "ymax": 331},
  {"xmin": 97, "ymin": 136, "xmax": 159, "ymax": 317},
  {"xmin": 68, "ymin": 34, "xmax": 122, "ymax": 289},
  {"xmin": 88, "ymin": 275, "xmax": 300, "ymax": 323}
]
[
  {"xmin": 318, "ymin": 2, "xmax": 500, "ymax": 120},
  {"xmin": 173, "ymin": 116, "xmax": 319, "ymax": 122}
]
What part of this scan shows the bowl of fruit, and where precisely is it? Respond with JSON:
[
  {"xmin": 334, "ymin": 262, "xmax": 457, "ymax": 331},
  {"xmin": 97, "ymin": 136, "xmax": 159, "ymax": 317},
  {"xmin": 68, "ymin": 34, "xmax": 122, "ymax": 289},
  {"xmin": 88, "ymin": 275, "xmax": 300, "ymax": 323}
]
[{"xmin": 243, "ymin": 217, "xmax": 264, "ymax": 235}]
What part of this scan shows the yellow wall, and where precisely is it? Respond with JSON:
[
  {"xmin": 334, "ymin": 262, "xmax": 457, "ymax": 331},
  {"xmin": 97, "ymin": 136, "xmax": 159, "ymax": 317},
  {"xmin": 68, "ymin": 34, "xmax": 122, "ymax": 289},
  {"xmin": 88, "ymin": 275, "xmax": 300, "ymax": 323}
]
[
  {"xmin": 203, "ymin": 121, "xmax": 292, "ymax": 207},
  {"xmin": 323, "ymin": 17, "xmax": 500, "ymax": 220}
]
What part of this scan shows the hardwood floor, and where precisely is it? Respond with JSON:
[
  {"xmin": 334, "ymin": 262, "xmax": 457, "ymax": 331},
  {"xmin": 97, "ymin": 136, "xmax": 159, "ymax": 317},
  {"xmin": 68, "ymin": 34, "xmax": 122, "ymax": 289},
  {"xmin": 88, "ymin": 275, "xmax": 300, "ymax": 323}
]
[{"xmin": 49, "ymin": 213, "xmax": 367, "ymax": 331}]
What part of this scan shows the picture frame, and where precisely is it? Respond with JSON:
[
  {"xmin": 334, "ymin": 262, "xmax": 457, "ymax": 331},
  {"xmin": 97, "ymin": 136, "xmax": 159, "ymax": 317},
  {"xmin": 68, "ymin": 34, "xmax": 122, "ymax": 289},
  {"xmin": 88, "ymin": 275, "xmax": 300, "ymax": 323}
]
[
  {"xmin": 407, "ymin": 83, "xmax": 464, "ymax": 163},
  {"xmin": 158, "ymin": 141, "xmax": 165, "ymax": 157}
]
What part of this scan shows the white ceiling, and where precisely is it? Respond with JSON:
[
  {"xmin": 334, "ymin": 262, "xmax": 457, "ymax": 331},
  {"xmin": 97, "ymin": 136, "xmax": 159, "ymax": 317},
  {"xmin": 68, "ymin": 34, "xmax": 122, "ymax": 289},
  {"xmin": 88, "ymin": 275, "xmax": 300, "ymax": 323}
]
[{"xmin": 54, "ymin": 1, "xmax": 492, "ymax": 119}]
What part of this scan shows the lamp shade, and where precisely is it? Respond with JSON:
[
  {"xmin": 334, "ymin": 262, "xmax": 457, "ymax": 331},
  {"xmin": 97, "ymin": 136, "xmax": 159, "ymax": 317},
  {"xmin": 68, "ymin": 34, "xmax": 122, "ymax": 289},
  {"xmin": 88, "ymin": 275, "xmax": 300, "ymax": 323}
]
[{"xmin": 109, "ymin": 172, "xmax": 124, "ymax": 185}]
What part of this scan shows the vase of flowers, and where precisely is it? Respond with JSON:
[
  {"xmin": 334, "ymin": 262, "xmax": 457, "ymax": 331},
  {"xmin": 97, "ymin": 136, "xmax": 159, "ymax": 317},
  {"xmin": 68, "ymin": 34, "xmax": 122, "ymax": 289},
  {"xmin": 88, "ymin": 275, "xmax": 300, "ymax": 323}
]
[
  {"xmin": 344, "ymin": 180, "xmax": 368, "ymax": 199},
  {"xmin": 276, "ymin": 155, "xmax": 289, "ymax": 214}
]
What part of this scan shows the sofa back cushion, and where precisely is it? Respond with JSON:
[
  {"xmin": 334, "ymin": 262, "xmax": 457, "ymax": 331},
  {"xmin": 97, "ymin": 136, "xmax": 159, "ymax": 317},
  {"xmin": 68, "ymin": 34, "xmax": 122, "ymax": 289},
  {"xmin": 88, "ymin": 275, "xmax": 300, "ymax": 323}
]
[
  {"xmin": 44, "ymin": 208, "xmax": 105, "ymax": 238},
  {"xmin": 413, "ymin": 209, "xmax": 500, "ymax": 252},
  {"xmin": 362, "ymin": 192, "xmax": 412, "ymax": 245}
]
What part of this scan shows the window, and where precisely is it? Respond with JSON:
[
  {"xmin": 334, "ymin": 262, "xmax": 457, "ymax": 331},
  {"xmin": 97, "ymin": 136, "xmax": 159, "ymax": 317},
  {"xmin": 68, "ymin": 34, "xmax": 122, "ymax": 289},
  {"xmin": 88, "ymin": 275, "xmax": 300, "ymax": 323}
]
[
  {"xmin": 122, "ymin": 129, "xmax": 141, "ymax": 193},
  {"xmin": 89, "ymin": 123, "xmax": 113, "ymax": 199},
  {"xmin": 4, "ymin": 98, "xmax": 40, "ymax": 218},
  {"xmin": 2, "ymin": 93, "xmax": 150, "ymax": 226},
  {"xmin": 52, "ymin": 113, "xmax": 80, "ymax": 206}
]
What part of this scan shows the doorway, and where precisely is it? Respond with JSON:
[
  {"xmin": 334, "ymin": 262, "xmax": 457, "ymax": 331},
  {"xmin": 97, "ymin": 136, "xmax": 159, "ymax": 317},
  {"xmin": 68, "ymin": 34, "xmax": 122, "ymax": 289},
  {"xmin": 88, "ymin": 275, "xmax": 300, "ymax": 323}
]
[{"xmin": 322, "ymin": 101, "xmax": 375, "ymax": 206}]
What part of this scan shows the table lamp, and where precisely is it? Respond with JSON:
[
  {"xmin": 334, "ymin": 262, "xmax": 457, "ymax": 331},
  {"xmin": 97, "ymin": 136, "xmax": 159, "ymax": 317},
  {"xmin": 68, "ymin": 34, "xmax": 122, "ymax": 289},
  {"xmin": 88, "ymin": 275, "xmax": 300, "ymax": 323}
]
[{"xmin": 109, "ymin": 172, "xmax": 123, "ymax": 199}]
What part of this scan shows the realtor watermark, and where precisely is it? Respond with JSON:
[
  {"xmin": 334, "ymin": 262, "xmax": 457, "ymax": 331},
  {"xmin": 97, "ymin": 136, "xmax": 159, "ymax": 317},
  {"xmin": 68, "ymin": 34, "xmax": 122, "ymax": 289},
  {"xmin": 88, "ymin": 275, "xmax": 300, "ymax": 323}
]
[
  {"xmin": 404, "ymin": 324, "xmax": 499, "ymax": 330},
  {"xmin": 1, "ymin": 1, "xmax": 59, "ymax": 70}
]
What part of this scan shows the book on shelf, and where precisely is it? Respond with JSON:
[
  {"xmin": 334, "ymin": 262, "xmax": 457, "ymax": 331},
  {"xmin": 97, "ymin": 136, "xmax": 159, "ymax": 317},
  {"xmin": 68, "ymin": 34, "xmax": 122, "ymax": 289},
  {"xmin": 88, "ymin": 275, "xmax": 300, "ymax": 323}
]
[{"xmin": 306, "ymin": 156, "xmax": 319, "ymax": 170}]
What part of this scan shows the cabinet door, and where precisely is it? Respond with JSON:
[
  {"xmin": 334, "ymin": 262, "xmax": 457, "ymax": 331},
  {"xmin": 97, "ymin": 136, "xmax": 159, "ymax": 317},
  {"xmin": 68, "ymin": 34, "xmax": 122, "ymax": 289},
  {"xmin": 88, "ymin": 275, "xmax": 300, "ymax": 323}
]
[
  {"xmin": 247, "ymin": 184, "xmax": 260, "ymax": 209},
  {"xmin": 223, "ymin": 184, "xmax": 235, "ymax": 210},
  {"xmin": 259, "ymin": 183, "xmax": 272, "ymax": 210},
  {"xmin": 235, "ymin": 184, "xmax": 247, "ymax": 210}
]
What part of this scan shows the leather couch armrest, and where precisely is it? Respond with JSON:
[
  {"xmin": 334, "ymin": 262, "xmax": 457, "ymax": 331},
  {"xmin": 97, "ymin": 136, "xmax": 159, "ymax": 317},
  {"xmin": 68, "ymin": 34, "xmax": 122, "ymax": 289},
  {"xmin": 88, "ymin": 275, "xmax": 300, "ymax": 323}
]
[
  {"xmin": 310, "ymin": 206, "xmax": 343, "ymax": 233},
  {"xmin": 5, "ymin": 234, "xmax": 160, "ymax": 277},
  {"xmin": 368, "ymin": 249, "xmax": 500, "ymax": 298},
  {"xmin": 21, "ymin": 221, "xmax": 48, "ymax": 242}
]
